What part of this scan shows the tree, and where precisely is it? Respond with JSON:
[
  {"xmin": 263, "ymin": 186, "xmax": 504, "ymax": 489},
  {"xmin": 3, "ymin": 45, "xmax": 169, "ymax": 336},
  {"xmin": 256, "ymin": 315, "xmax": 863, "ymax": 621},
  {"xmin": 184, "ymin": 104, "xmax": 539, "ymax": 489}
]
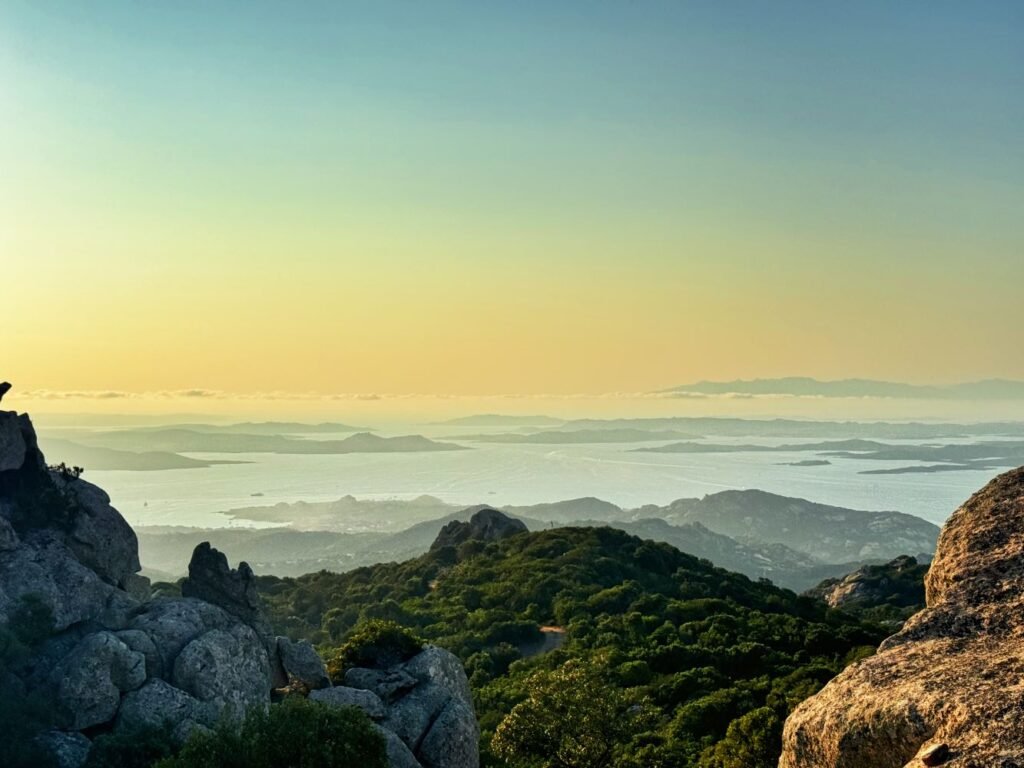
[
  {"xmin": 698, "ymin": 707, "xmax": 784, "ymax": 768},
  {"xmin": 155, "ymin": 697, "xmax": 387, "ymax": 768},
  {"xmin": 491, "ymin": 660, "xmax": 653, "ymax": 768}
]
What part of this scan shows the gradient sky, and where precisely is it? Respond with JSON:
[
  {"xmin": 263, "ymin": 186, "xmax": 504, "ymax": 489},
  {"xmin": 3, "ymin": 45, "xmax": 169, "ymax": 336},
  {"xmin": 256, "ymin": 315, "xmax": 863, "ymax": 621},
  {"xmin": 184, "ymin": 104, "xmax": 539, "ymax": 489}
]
[{"xmin": 3, "ymin": 1, "xmax": 1022, "ymax": 400}]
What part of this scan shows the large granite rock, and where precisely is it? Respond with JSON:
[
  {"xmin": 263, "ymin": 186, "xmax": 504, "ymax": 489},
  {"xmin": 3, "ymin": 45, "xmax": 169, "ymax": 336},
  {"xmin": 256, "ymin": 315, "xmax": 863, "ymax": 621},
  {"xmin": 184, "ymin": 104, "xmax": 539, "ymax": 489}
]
[
  {"xmin": 118, "ymin": 678, "xmax": 212, "ymax": 737},
  {"xmin": 128, "ymin": 597, "xmax": 237, "ymax": 678},
  {"xmin": 780, "ymin": 466, "xmax": 1024, "ymax": 768},
  {"xmin": 171, "ymin": 626, "xmax": 271, "ymax": 715},
  {"xmin": 0, "ymin": 410, "xmax": 27, "ymax": 471},
  {"xmin": 0, "ymin": 530, "xmax": 119, "ymax": 630},
  {"xmin": 314, "ymin": 644, "xmax": 481, "ymax": 768},
  {"xmin": 50, "ymin": 631, "xmax": 147, "ymax": 730},
  {"xmin": 417, "ymin": 697, "xmax": 478, "ymax": 768},
  {"xmin": 430, "ymin": 508, "xmax": 526, "ymax": 553},
  {"xmin": 58, "ymin": 474, "xmax": 141, "ymax": 587},
  {"xmin": 311, "ymin": 685, "xmax": 387, "ymax": 719},
  {"xmin": 336, "ymin": 645, "xmax": 480, "ymax": 768},
  {"xmin": 278, "ymin": 636, "xmax": 331, "ymax": 690},
  {"xmin": 182, "ymin": 542, "xmax": 270, "ymax": 635},
  {"xmin": 37, "ymin": 730, "xmax": 92, "ymax": 768}
]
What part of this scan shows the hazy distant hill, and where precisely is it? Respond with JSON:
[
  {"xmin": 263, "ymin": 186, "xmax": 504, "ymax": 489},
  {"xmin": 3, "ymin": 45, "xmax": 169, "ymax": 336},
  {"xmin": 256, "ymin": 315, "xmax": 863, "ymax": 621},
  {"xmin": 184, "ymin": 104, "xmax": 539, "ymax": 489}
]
[
  {"xmin": 433, "ymin": 414, "xmax": 565, "ymax": 427},
  {"xmin": 42, "ymin": 428, "xmax": 466, "ymax": 455},
  {"xmin": 634, "ymin": 438, "xmax": 887, "ymax": 454},
  {"xmin": 663, "ymin": 376, "xmax": 1024, "ymax": 399},
  {"xmin": 134, "ymin": 421, "xmax": 366, "ymax": 434},
  {"xmin": 560, "ymin": 416, "xmax": 1024, "ymax": 439},
  {"xmin": 447, "ymin": 428, "xmax": 699, "ymax": 443},
  {"xmin": 223, "ymin": 490, "xmax": 939, "ymax": 562},
  {"xmin": 636, "ymin": 437, "xmax": 1024, "ymax": 474},
  {"xmin": 138, "ymin": 489, "xmax": 942, "ymax": 589},
  {"xmin": 137, "ymin": 509, "xmax": 859, "ymax": 590},
  {"xmin": 38, "ymin": 437, "xmax": 246, "ymax": 471},
  {"xmin": 656, "ymin": 489, "xmax": 939, "ymax": 562},
  {"xmin": 224, "ymin": 494, "xmax": 460, "ymax": 531}
]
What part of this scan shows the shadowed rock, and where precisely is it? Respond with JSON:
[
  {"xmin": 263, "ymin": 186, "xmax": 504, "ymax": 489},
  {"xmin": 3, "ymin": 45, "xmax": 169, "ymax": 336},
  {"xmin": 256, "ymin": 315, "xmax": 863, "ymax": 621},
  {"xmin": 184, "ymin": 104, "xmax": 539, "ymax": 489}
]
[
  {"xmin": 182, "ymin": 542, "xmax": 271, "ymax": 636},
  {"xmin": 277, "ymin": 636, "xmax": 331, "ymax": 690},
  {"xmin": 327, "ymin": 644, "xmax": 480, "ymax": 768},
  {"xmin": 430, "ymin": 508, "xmax": 527, "ymax": 552}
]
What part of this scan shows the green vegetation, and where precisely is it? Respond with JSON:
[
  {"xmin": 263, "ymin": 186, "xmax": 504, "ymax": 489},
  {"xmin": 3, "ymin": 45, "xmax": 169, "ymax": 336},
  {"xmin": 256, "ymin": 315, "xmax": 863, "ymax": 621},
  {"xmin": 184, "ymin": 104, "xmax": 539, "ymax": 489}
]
[
  {"xmin": 259, "ymin": 526, "xmax": 890, "ymax": 767},
  {"xmin": 86, "ymin": 725, "xmax": 178, "ymax": 768},
  {"xmin": 322, "ymin": 619, "xmax": 424, "ymax": 682},
  {"xmin": 491, "ymin": 660, "xmax": 656, "ymax": 768},
  {"xmin": 0, "ymin": 595, "xmax": 59, "ymax": 768},
  {"xmin": 155, "ymin": 697, "xmax": 386, "ymax": 768},
  {"xmin": 9, "ymin": 463, "xmax": 83, "ymax": 533}
]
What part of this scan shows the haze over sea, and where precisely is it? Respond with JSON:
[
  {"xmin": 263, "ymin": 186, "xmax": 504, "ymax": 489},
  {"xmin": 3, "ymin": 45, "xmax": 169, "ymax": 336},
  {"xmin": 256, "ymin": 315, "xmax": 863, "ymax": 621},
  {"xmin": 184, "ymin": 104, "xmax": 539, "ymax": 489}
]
[{"xmin": 33, "ymin": 387, "xmax": 1024, "ymax": 531}]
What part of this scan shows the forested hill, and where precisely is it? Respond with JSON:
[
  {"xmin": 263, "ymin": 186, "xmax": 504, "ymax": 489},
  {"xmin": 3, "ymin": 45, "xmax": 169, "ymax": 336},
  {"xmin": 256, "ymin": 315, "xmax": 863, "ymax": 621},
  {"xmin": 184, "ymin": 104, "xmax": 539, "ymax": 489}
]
[{"xmin": 258, "ymin": 524, "xmax": 892, "ymax": 767}]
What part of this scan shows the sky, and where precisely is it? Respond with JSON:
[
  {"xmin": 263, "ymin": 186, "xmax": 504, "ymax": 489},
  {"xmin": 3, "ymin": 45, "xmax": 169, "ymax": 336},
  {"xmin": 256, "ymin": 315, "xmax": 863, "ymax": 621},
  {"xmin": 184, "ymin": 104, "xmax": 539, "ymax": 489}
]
[{"xmin": 2, "ymin": 1, "xmax": 1022, "ymax": 410}]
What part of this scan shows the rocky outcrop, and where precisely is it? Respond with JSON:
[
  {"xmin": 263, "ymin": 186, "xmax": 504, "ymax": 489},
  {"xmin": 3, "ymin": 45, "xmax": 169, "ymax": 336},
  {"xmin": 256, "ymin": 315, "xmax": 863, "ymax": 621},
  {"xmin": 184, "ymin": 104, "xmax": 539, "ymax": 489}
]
[
  {"xmin": 430, "ymin": 508, "xmax": 527, "ymax": 552},
  {"xmin": 0, "ymin": 409, "xmax": 27, "ymax": 471},
  {"xmin": 805, "ymin": 554, "xmax": 928, "ymax": 611},
  {"xmin": 780, "ymin": 467, "xmax": 1024, "ymax": 768},
  {"xmin": 182, "ymin": 541, "xmax": 269, "ymax": 632},
  {"xmin": 0, "ymin": 408, "xmax": 479, "ymax": 768},
  {"xmin": 314, "ymin": 645, "xmax": 479, "ymax": 768}
]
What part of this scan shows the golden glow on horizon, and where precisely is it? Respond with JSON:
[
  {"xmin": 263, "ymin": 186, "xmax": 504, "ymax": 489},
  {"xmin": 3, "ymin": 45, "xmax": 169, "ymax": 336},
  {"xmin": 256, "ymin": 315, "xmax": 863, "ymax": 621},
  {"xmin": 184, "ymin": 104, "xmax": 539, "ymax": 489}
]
[{"xmin": 3, "ymin": 4, "xmax": 1022, "ymax": 403}]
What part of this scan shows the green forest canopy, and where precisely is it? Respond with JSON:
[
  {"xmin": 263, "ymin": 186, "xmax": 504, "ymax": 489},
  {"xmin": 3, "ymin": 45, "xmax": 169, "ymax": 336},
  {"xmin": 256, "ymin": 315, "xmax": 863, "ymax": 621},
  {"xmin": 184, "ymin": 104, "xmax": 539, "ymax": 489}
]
[{"xmin": 258, "ymin": 526, "xmax": 891, "ymax": 767}]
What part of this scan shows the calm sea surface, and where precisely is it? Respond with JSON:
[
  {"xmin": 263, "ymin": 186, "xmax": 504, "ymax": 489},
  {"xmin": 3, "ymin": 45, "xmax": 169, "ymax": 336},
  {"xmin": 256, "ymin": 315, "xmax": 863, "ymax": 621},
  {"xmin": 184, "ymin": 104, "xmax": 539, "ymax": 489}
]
[{"xmin": 83, "ymin": 438, "xmax": 1002, "ymax": 529}]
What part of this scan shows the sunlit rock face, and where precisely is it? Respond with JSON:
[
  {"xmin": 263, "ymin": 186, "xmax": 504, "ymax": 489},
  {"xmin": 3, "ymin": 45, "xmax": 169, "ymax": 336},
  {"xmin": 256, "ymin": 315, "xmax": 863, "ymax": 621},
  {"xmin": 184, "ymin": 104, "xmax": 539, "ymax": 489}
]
[
  {"xmin": 0, "ymin": 408, "xmax": 478, "ymax": 768},
  {"xmin": 780, "ymin": 466, "xmax": 1024, "ymax": 768}
]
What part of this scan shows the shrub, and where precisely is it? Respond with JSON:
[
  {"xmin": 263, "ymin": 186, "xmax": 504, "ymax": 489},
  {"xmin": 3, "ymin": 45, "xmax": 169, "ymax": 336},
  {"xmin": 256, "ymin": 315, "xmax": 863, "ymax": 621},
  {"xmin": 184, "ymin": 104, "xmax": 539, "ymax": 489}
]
[
  {"xmin": 323, "ymin": 620, "xmax": 424, "ymax": 681},
  {"xmin": 11, "ymin": 465, "xmax": 82, "ymax": 533},
  {"xmin": 0, "ymin": 595, "xmax": 58, "ymax": 768},
  {"xmin": 492, "ymin": 660, "xmax": 656, "ymax": 768},
  {"xmin": 698, "ymin": 706, "xmax": 784, "ymax": 768},
  {"xmin": 155, "ymin": 697, "xmax": 387, "ymax": 768},
  {"xmin": 85, "ymin": 724, "xmax": 177, "ymax": 768}
]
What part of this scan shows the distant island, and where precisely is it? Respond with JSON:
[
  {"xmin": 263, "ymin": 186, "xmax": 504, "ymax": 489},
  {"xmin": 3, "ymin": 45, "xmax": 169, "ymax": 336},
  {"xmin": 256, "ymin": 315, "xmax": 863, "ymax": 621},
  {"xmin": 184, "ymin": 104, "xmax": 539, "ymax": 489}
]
[
  {"xmin": 448, "ymin": 428, "xmax": 699, "ymax": 444},
  {"xmin": 662, "ymin": 376, "xmax": 1024, "ymax": 400},
  {"xmin": 135, "ymin": 421, "xmax": 367, "ymax": 434},
  {"xmin": 636, "ymin": 437, "xmax": 1024, "ymax": 474},
  {"xmin": 39, "ymin": 437, "xmax": 248, "ymax": 471},
  {"xmin": 39, "ymin": 428, "xmax": 466, "ymax": 456},
  {"xmin": 555, "ymin": 416, "xmax": 1024, "ymax": 439}
]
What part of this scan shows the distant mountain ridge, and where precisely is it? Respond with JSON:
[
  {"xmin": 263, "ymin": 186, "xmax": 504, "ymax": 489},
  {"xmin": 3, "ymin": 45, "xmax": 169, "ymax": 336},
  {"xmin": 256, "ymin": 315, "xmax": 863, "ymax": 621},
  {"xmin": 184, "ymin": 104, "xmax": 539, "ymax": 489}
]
[
  {"xmin": 656, "ymin": 489, "xmax": 938, "ymax": 563},
  {"xmin": 663, "ymin": 376, "xmax": 1024, "ymax": 399},
  {"xmin": 432, "ymin": 414, "xmax": 565, "ymax": 427},
  {"xmin": 139, "ymin": 490, "xmax": 939, "ymax": 590}
]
